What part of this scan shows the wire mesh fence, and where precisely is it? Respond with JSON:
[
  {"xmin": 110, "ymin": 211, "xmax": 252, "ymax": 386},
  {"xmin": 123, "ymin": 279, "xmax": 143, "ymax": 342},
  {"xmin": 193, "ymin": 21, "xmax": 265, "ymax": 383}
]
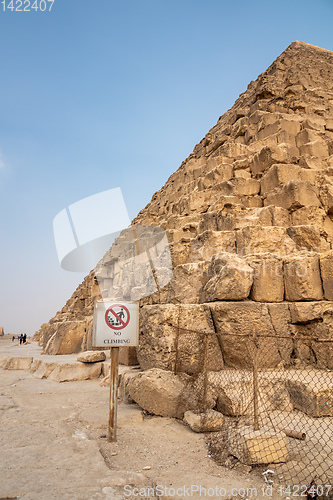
[{"xmin": 172, "ymin": 321, "xmax": 333, "ymax": 490}]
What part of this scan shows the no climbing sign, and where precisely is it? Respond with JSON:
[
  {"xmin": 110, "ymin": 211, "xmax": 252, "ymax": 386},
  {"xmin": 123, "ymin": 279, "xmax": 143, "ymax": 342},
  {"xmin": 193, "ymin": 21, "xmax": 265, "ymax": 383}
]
[{"xmin": 92, "ymin": 301, "xmax": 139, "ymax": 347}]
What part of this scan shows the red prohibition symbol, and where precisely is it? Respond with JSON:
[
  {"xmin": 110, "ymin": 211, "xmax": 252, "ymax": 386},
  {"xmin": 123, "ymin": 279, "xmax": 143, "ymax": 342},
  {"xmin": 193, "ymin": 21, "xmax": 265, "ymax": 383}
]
[{"xmin": 105, "ymin": 304, "xmax": 130, "ymax": 330}]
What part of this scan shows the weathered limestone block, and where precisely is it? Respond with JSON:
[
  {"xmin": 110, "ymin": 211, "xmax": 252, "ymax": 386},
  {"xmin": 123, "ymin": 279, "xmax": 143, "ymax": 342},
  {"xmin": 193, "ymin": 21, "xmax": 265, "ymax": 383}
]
[
  {"xmin": 77, "ymin": 351, "xmax": 106, "ymax": 363},
  {"xmin": 215, "ymin": 178, "xmax": 260, "ymax": 197},
  {"xmin": 208, "ymin": 195, "xmax": 243, "ymax": 212},
  {"xmin": 257, "ymin": 117, "xmax": 301, "ymax": 141},
  {"xmin": 32, "ymin": 361, "xmax": 57, "ymax": 379},
  {"xmin": 289, "ymin": 301, "xmax": 333, "ymax": 324},
  {"xmin": 326, "ymin": 119, "xmax": 333, "ymax": 132},
  {"xmin": 296, "ymin": 128, "xmax": 324, "ymax": 148},
  {"xmin": 216, "ymin": 380, "xmax": 292, "ymax": 416},
  {"xmin": 197, "ymin": 165, "xmax": 233, "ymax": 190},
  {"xmin": 246, "ymin": 254, "xmax": 284, "ymax": 302},
  {"xmin": 193, "ymin": 230, "xmax": 236, "ymax": 261},
  {"xmin": 198, "ymin": 211, "xmax": 218, "ymax": 233},
  {"xmin": 260, "ymin": 164, "xmax": 317, "ymax": 195},
  {"xmin": 289, "ymin": 302, "xmax": 333, "ymax": 369},
  {"xmin": 320, "ymin": 251, "xmax": 333, "ymax": 299},
  {"xmin": 184, "ymin": 410, "xmax": 224, "ymax": 433},
  {"xmin": 264, "ymin": 181, "xmax": 321, "ymax": 210},
  {"xmin": 234, "ymin": 169, "xmax": 251, "ymax": 179},
  {"xmin": 267, "ymin": 303, "xmax": 294, "ymax": 363},
  {"xmin": 236, "ymin": 226, "xmax": 295, "ymax": 257},
  {"xmin": 299, "ymin": 141, "xmax": 329, "ymax": 157},
  {"xmin": 166, "ymin": 262, "xmax": 209, "ymax": 304},
  {"xmin": 241, "ymin": 195, "xmax": 263, "ymax": 208},
  {"xmin": 215, "ymin": 205, "xmax": 260, "ymax": 231},
  {"xmin": 228, "ymin": 426, "xmax": 289, "ymax": 465},
  {"xmin": 118, "ymin": 367, "xmax": 142, "ymax": 403},
  {"xmin": 214, "ymin": 205, "xmax": 288, "ymax": 232},
  {"xmin": 127, "ymin": 368, "xmax": 198, "ymax": 419},
  {"xmin": 291, "ymin": 206, "xmax": 326, "ymax": 229},
  {"xmin": 302, "ymin": 115, "xmax": 326, "ymax": 132},
  {"xmin": 284, "ymin": 255, "xmax": 324, "ymax": 301},
  {"xmin": 286, "ymin": 378, "xmax": 333, "ymax": 417},
  {"xmin": 48, "ymin": 362, "xmax": 103, "ymax": 382},
  {"xmin": 319, "ymin": 184, "xmax": 333, "ymax": 213},
  {"xmin": 203, "ymin": 253, "xmax": 253, "ymax": 301},
  {"xmin": 261, "ymin": 205, "xmax": 290, "ymax": 226},
  {"xmin": 209, "ymin": 302, "xmax": 285, "ymax": 368},
  {"xmin": 137, "ymin": 304, "xmax": 223, "ymax": 374},
  {"xmin": 3, "ymin": 357, "xmax": 33, "ymax": 370},
  {"xmin": 42, "ymin": 320, "xmax": 88, "ymax": 355},
  {"xmin": 250, "ymin": 145, "xmax": 295, "ymax": 175},
  {"xmin": 286, "ymin": 225, "xmax": 328, "ymax": 251},
  {"xmin": 217, "ymin": 389, "xmax": 249, "ymax": 417},
  {"xmin": 119, "ymin": 346, "xmax": 138, "ymax": 366},
  {"xmin": 169, "ymin": 238, "xmax": 194, "ymax": 267}
]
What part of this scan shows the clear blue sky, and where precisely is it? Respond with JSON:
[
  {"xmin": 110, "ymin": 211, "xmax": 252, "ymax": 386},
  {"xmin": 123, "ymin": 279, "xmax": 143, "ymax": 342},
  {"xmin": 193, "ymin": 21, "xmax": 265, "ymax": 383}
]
[{"xmin": 1, "ymin": 0, "xmax": 333, "ymax": 335}]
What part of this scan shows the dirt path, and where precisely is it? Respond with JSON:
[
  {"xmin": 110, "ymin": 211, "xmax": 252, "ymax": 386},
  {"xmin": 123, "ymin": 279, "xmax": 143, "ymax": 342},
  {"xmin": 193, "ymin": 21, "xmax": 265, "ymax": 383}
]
[{"xmin": 0, "ymin": 339, "xmax": 286, "ymax": 500}]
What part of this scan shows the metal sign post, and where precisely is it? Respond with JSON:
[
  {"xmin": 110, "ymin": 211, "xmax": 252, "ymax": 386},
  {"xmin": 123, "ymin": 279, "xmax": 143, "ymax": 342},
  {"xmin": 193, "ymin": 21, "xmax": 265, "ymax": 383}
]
[
  {"xmin": 109, "ymin": 346, "xmax": 119, "ymax": 442},
  {"xmin": 92, "ymin": 300, "xmax": 139, "ymax": 442}
]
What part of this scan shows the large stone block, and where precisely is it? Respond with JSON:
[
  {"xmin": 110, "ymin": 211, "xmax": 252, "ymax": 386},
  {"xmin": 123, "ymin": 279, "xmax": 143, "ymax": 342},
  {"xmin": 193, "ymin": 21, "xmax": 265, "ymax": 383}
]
[
  {"xmin": 197, "ymin": 165, "xmax": 233, "ymax": 190},
  {"xmin": 193, "ymin": 230, "xmax": 236, "ymax": 261},
  {"xmin": 291, "ymin": 206, "xmax": 326, "ymax": 229},
  {"xmin": 119, "ymin": 346, "xmax": 138, "ymax": 366},
  {"xmin": 127, "ymin": 368, "xmax": 198, "ymax": 419},
  {"xmin": 203, "ymin": 253, "xmax": 253, "ymax": 301},
  {"xmin": 209, "ymin": 302, "xmax": 286, "ymax": 368},
  {"xmin": 48, "ymin": 362, "xmax": 102, "ymax": 382},
  {"xmin": 295, "ymin": 128, "xmax": 323, "ymax": 148},
  {"xmin": 265, "ymin": 180, "xmax": 321, "ymax": 210},
  {"xmin": 289, "ymin": 302, "xmax": 333, "ymax": 369},
  {"xmin": 260, "ymin": 164, "xmax": 317, "ymax": 195},
  {"xmin": 320, "ymin": 251, "xmax": 333, "ymax": 300},
  {"xmin": 284, "ymin": 255, "xmax": 324, "ymax": 301},
  {"xmin": 298, "ymin": 141, "xmax": 329, "ymax": 158},
  {"xmin": 3, "ymin": 357, "xmax": 33, "ymax": 370},
  {"xmin": 236, "ymin": 226, "xmax": 295, "ymax": 258},
  {"xmin": 286, "ymin": 225, "xmax": 327, "ymax": 251},
  {"xmin": 228, "ymin": 426, "xmax": 289, "ymax": 465},
  {"xmin": 215, "ymin": 178, "xmax": 260, "ymax": 197},
  {"xmin": 32, "ymin": 361, "xmax": 57, "ymax": 379},
  {"xmin": 166, "ymin": 262, "xmax": 209, "ymax": 304},
  {"xmin": 42, "ymin": 320, "xmax": 88, "ymax": 355},
  {"xmin": 137, "ymin": 304, "xmax": 223, "ymax": 374},
  {"xmin": 250, "ymin": 145, "xmax": 296, "ymax": 175},
  {"xmin": 286, "ymin": 377, "xmax": 333, "ymax": 417},
  {"xmin": 246, "ymin": 254, "xmax": 284, "ymax": 302}
]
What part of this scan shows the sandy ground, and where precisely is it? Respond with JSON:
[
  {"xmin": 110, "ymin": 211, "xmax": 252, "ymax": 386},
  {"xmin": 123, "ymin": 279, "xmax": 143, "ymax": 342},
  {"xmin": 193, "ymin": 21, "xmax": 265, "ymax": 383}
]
[{"xmin": 0, "ymin": 338, "xmax": 293, "ymax": 500}]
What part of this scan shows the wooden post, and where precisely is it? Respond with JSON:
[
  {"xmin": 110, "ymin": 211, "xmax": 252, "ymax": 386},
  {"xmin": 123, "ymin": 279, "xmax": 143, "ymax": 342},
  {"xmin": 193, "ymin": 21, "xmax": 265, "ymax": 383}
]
[{"xmin": 108, "ymin": 346, "xmax": 119, "ymax": 442}]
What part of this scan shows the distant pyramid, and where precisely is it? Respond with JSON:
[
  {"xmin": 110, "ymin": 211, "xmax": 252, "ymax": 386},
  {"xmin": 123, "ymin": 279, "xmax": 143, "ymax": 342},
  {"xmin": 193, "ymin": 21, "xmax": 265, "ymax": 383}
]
[{"xmin": 37, "ymin": 41, "xmax": 333, "ymax": 371}]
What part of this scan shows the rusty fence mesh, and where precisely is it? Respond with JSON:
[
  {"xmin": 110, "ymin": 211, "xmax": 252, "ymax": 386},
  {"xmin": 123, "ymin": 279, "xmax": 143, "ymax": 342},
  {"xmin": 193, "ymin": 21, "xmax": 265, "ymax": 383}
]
[{"xmin": 172, "ymin": 324, "xmax": 333, "ymax": 490}]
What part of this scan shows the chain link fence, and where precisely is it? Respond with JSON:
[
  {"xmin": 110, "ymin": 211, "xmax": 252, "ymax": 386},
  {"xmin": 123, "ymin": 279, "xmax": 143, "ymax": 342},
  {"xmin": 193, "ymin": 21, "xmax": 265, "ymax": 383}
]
[{"xmin": 172, "ymin": 321, "xmax": 333, "ymax": 490}]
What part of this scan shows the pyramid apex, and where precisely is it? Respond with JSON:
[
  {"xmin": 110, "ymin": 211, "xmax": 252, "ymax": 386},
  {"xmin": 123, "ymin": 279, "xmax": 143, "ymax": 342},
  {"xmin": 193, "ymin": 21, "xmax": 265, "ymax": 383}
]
[{"xmin": 286, "ymin": 40, "xmax": 333, "ymax": 54}]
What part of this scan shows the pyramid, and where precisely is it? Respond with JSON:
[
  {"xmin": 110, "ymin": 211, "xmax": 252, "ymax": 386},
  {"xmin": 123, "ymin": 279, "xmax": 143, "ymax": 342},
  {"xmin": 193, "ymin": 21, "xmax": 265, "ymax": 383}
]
[{"xmin": 37, "ymin": 41, "xmax": 333, "ymax": 371}]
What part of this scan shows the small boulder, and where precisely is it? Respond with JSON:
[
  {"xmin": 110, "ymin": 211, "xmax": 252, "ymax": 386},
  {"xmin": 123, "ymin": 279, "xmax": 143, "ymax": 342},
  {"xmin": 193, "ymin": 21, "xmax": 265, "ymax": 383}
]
[
  {"xmin": 127, "ymin": 368, "xmax": 198, "ymax": 419},
  {"xmin": 184, "ymin": 410, "xmax": 224, "ymax": 433},
  {"xmin": 77, "ymin": 351, "xmax": 106, "ymax": 363}
]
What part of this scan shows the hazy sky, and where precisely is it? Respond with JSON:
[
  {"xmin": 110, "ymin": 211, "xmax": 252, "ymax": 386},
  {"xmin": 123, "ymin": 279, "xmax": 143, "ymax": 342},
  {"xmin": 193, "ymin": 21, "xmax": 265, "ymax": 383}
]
[{"xmin": 1, "ymin": 0, "xmax": 333, "ymax": 335}]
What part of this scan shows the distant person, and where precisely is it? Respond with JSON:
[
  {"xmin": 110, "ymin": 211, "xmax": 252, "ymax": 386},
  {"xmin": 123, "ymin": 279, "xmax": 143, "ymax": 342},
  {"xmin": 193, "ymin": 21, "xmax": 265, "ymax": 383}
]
[
  {"xmin": 19, "ymin": 334, "xmax": 23, "ymax": 345},
  {"xmin": 12, "ymin": 335, "xmax": 15, "ymax": 342},
  {"xmin": 23, "ymin": 333, "xmax": 27, "ymax": 344}
]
